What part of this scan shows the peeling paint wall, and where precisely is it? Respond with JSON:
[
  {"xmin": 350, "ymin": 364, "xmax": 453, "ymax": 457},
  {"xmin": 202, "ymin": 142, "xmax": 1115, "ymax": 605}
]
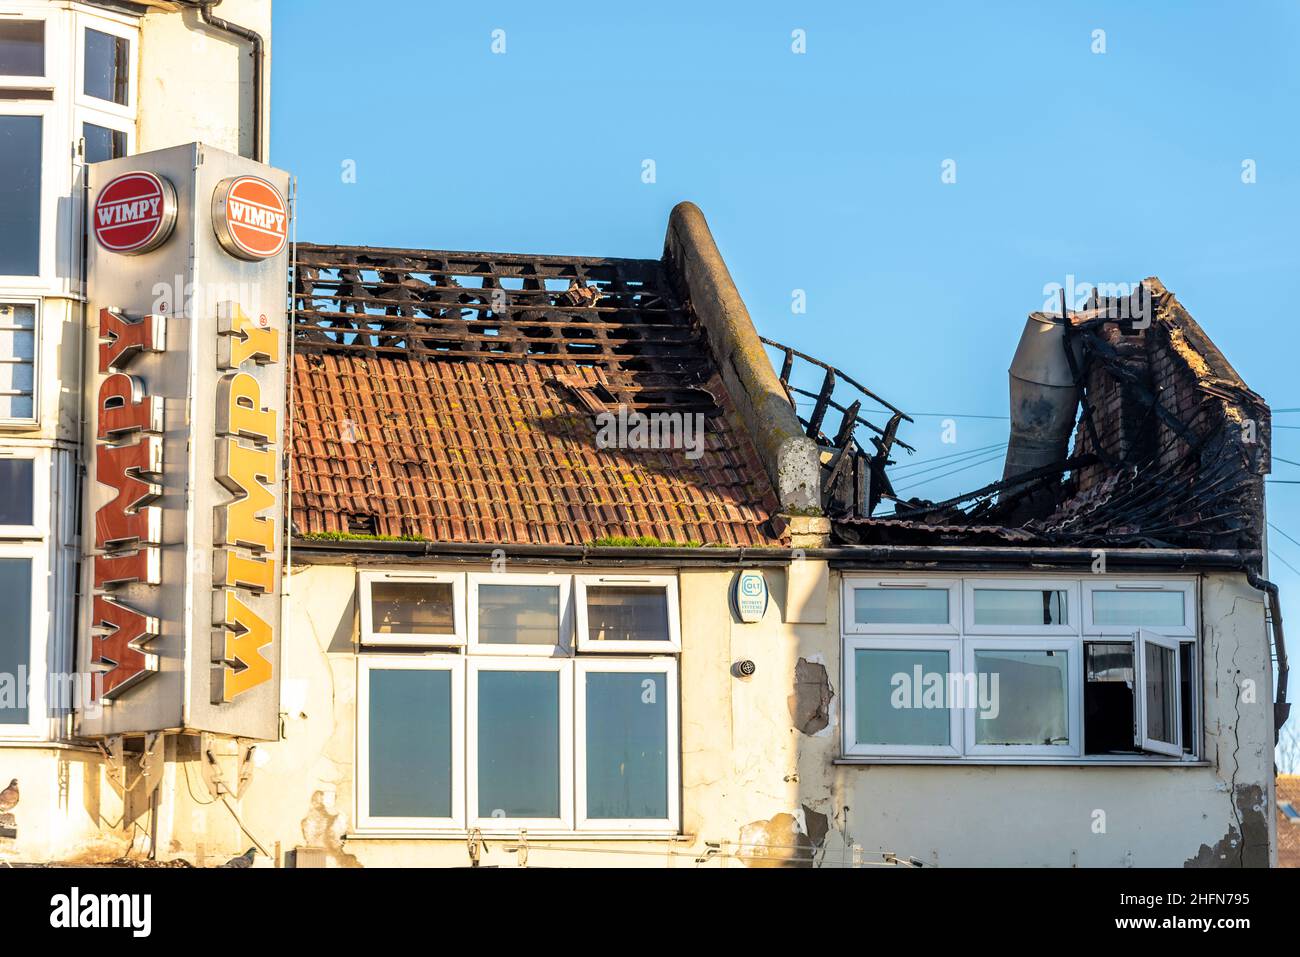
[{"xmin": 127, "ymin": 564, "xmax": 1282, "ymax": 867}]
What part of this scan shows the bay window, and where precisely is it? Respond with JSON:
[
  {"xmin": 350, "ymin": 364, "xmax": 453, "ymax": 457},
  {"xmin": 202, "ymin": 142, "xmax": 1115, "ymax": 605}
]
[
  {"xmin": 842, "ymin": 574, "xmax": 1199, "ymax": 762},
  {"xmin": 358, "ymin": 570, "xmax": 680, "ymax": 834}
]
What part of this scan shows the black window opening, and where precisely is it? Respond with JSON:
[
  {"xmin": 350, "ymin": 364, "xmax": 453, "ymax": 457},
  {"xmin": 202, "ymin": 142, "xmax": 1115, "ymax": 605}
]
[
  {"xmin": 84, "ymin": 28, "xmax": 128, "ymax": 106},
  {"xmin": 0, "ymin": 115, "xmax": 41, "ymax": 276},
  {"xmin": 83, "ymin": 122, "xmax": 126, "ymax": 163},
  {"xmin": 0, "ymin": 20, "xmax": 44, "ymax": 77},
  {"xmin": 1083, "ymin": 638, "xmax": 1195, "ymax": 757}
]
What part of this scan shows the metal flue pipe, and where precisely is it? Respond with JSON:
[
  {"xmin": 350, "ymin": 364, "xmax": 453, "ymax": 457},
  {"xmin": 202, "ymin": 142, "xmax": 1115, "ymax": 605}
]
[{"xmin": 1000, "ymin": 313, "xmax": 1083, "ymax": 497}]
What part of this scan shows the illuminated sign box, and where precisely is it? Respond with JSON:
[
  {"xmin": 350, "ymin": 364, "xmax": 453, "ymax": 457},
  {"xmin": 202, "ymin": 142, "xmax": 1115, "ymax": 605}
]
[{"xmin": 78, "ymin": 142, "xmax": 289, "ymax": 741}]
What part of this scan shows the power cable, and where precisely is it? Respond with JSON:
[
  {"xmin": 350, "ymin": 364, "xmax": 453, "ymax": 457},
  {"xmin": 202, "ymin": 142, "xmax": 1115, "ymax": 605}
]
[{"xmin": 894, "ymin": 450, "xmax": 1007, "ymax": 493}]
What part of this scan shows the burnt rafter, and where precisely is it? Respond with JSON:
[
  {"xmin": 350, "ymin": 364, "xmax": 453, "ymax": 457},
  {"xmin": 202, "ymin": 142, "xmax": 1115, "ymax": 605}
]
[
  {"xmin": 761, "ymin": 338, "xmax": 914, "ymax": 517},
  {"xmin": 292, "ymin": 244, "xmax": 718, "ymax": 414}
]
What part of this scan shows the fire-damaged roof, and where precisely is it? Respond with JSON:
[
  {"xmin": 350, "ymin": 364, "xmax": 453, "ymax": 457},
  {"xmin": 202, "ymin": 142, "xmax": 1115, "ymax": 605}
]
[
  {"xmin": 289, "ymin": 243, "xmax": 782, "ymax": 546},
  {"xmin": 831, "ymin": 279, "xmax": 1272, "ymax": 551}
]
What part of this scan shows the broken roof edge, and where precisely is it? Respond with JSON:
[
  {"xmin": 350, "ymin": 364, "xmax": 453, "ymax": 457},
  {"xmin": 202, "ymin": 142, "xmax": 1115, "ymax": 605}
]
[{"xmin": 663, "ymin": 201, "xmax": 821, "ymax": 512}]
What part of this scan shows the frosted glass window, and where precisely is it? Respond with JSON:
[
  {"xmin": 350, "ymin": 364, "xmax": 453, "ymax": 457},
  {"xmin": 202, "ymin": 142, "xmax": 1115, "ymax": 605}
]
[
  {"xmin": 854, "ymin": 588, "xmax": 948, "ymax": 625},
  {"xmin": 585, "ymin": 672, "xmax": 668, "ymax": 819},
  {"xmin": 1093, "ymin": 590, "xmax": 1184, "ymax": 628},
  {"xmin": 973, "ymin": 649, "xmax": 1068, "ymax": 746},
  {"xmin": 367, "ymin": 669, "xmax": 452, "ymax": 818},
  {"xmin": 477, "ymin": 584, "xmax": 559, "ymax": 646},
  {"xmin": 854, "ymin": 648, "xmax": 951, "ymax": 746},
  {"xmin": 974, "ymin": 588, "xmax": 1068, "ymax": 626},
  {"xmin": 477, "ymin": 670, "xmax": 560, "ymax": 818}
]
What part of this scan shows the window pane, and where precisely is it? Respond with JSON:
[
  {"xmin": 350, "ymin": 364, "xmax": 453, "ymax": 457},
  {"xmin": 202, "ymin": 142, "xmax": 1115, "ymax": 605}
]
[
  {"xmin": 585, "ymin": 672, "xmax": 668, "ymax": 819},
  {"xmin": 0, "ymin": 557, "xmax": 31, "ymax": 725},
  {"xmin": 477, "ymin": 583, "xmax": 559, "ymax": 646},
  {"xmin": 854, "ymin": 587, "xmax": 948, "ymax": 625},
  {"xmin": 854, "ymin": 648, "xmax": 951, "ymax": 746},
  {"xmin": 83, "ymin": 122, "xmax": 126, "ymax": 164},
  {"xmin": 973, "ymin": 649, "xmax": 1069, "ymax": 746},
  {"xmin": 0, "ymin": 458, "xmax": 33, "ymax": 525},
  {"xmin": 0, "ymin": 20, "xmax": 43, "ymax": 76},
  {"xmin": 369, "ymin": 581, "xmax": 454, "ymax": 635},
  {"xmin": 1092, "ymin": 590, "xmax": 1184, "ymax": 628},
  {"xmin": 585, "ymin": 585, "xmax": 670, "ymax": 643},
  {"xmin": 368, "ymin": 669, "xmax": 452, "ymax": 819},
  {"xmin": 1144, "ymin": 642, "xmax": 1178, "ymax": 745},
  {"xmin": 84, "ymin": 29, "xmax": 129, "ymax": 105},
  {"xmin": 478, "ymin": 670, "xmax": 559, "ymax": 818},
  {"xmin": 0, "ymin": 302, "xmax": 35, "ymax": 419},
  {"xmin": 973, "ymin": 588, "xmax": 1069, "ymax": 626},
  {"xmin": 0, "ymin": 117, "xmax": 41, "ymax": 276}
]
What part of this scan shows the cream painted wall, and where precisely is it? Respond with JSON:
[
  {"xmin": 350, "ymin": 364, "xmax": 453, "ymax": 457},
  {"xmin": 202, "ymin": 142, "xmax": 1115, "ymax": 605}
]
[
  {"xmin": 137, "ymin": 0, "xmax": 271, "ymax": 159},
  {"xmin": 152, "ymin": 561, "xmax": 1278, "ymax": 868}
]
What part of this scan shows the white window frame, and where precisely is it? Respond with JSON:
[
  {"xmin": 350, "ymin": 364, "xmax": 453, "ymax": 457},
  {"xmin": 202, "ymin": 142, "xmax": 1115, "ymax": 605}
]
[
  {"xmin": 0, "ymin": 297, "xmax": 40, "ymax": 428},
  {"xmin": 73, "ymin": 12, "xmax": 137, "ymax": 121},
  {"xmin": 575, "ymin": 573, "xmax": 681, "ymax": 654},
  {"xmin": 0, "ymin": 445, "xmax": 46, "ymax": 536},
  {"xmin": 843, "ymin": 636, "xmax": 962, "ymax": 758},
  {"xmin": 0, "ymin": 101, "xmax": 56, "ymax": 287},
  {"xmin": 963, "ymin": 578, "xmax": 1079, "ymax": 636},
  {"xmin": 467, "ymin": 656, "xmax": 574, "ymax": 831},
  {"xmin": 1134, "ymin": 628, "xmax": 1183, "ymax": 757},
  {"xmin": 357, "ymin": 570, "xmax": 465, "ymax": 648},
  {"xmin": 575, "ymin": 657, "xmax": 680, "ymax": 832},
  {"xmin": 467, "ymin": 571, "xmax": 571, "ymax": 657},
  {"xmin": 1082, "ymin": 579, "xmax": 1196, "ymax": 637},
  {"xmin": 355, "ymin": 654, "xmax": 465, "ymax": 832},
  {"xmin": 0, "ymin": 539, "xmax": 47, "ymax": 741},
  {"xmin": 0, "ymin": 11, "xmax": 54, "ymax": 91},
  {"xmin": 963, "ymin": 638, "xmax": 1081, "ymax": 758},
  {"xmin": 841, "ymin": 576, "xmax": 960, "ymax": 635},
  {"xmin": 77, "ymin": 107, "xmax": 134, "ymax": 163}
]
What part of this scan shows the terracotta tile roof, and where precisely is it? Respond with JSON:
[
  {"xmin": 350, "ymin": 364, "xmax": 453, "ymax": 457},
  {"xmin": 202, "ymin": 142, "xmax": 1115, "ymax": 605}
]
[
  {"xmin": 288, "ymin": 245, "xmax": 782, "ymax": 546},
  {"xmin": 1279, "ymin": 775, "xmax": 1300, "ymax": 868}
]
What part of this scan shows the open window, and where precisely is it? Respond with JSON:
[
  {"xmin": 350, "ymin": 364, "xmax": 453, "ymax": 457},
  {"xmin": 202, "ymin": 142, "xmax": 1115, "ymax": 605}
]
[
  {"xmin": 575, "ymin": 575, "xmax": 680, "ymax": 653},
  {"xmin": 1134, "ymin": 628, "xmax": 1182, "ymax": 756},
  {"xmin": 358, "ymin": 571, "xmax": 465, "ymax": 647}
]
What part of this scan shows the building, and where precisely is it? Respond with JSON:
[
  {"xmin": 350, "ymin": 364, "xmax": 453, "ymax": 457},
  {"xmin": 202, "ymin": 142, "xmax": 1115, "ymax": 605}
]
[
  {"xmin": 0, "ymin": 0, "xmax": 271, "ymax": 859},
  {"xmin": 1279, "ymin": 775, "xmax": 1300, "ymax": 868},
  {"xmin": 0, "ymin": 0, "xmax": 1289, "ymax": 868}
]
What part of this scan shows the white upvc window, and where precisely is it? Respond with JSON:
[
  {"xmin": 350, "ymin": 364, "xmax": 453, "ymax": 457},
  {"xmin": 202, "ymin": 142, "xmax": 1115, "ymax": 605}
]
[
  {"xmin": 467, "ymin": 572, "xmax": 570, "ymax": 656},
  {"xmin": 841, "ymin": 576, "xmax": 959, "ymax": 635},
  {"xmin": 0, "ymin": 299, "xmax": 39, "ymax": 427},
  {"xmin": 962, "ymin": 638, "xmax": 1081, "ymax": 758},
  {"xmin": 356, "ymin": 570, "xmax": 682, "ymax": 835},
  {"xmin": 841, "ymin": 573, "xmax": 1200, "ymax": 763},
  {"xmin": 575, "ymin": 574, "xmax": 681, "ymax": 653},
  {"xmin": 358, "ymin": 570, "xmax": 465, "ymax": 647},
  {"xmin": 1135, "ymin": 628, "xmax": 1183, "ymax": 757},
  {"xmin": 575, "ymin": 657, "xmax": 679, "ymax": 831},
  {"xmin": 467, "ymin": 657, "xmax": 574, "ymax": 830},
  {"xmin": 0, "ymin": 445, "xmax": 46, "ymax": 537},
  {"xmin": 0, "ymin": 539, "xmax": 47, "ymax": 740},
  {"xmin": 73, "ymin": 12, "xmax": 136, "ymax": 121},
  {"xmin": 0, "ymin": 102, "xmax": 55, "ymax": 286},
  {"xmin": 1082, "ymin": 579, "xmax": 1196, "ymax": 637},
  {"xmin": 356, "ymin": 654, "xmax": 465, "ymax": 831},
  {"xmin": 843, "ymin": 636, "xmax": 961, "ymax": 758},
  {"xmin": 0, "ymin": 11, "xmax": 52, "ymax": 91},
  {"xmin": 963, "ymin": 578, "xmax": 1078, "ymax": 636}
]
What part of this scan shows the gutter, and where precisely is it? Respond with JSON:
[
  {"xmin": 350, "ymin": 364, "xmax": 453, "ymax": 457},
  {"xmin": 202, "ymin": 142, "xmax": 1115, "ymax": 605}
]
[
  {"xmin": 177, "ymin": 1, "xmax": 265, "ymax": 162},
  {"xmin": 292, "ymin": 537, "xmax": 1260, "ymax": 570}
]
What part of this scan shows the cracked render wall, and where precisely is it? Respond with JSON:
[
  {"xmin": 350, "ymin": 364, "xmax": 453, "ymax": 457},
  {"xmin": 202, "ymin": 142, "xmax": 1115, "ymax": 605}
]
[{"xmin": 147, "ymin": 563, "xmax": 1276, "ymax": 868}]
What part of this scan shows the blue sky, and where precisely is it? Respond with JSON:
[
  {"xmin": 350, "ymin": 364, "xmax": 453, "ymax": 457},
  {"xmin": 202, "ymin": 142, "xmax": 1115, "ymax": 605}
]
[{"xmin": 270, "ymin": 1, "xmax": 1300, "ymax": 761}]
